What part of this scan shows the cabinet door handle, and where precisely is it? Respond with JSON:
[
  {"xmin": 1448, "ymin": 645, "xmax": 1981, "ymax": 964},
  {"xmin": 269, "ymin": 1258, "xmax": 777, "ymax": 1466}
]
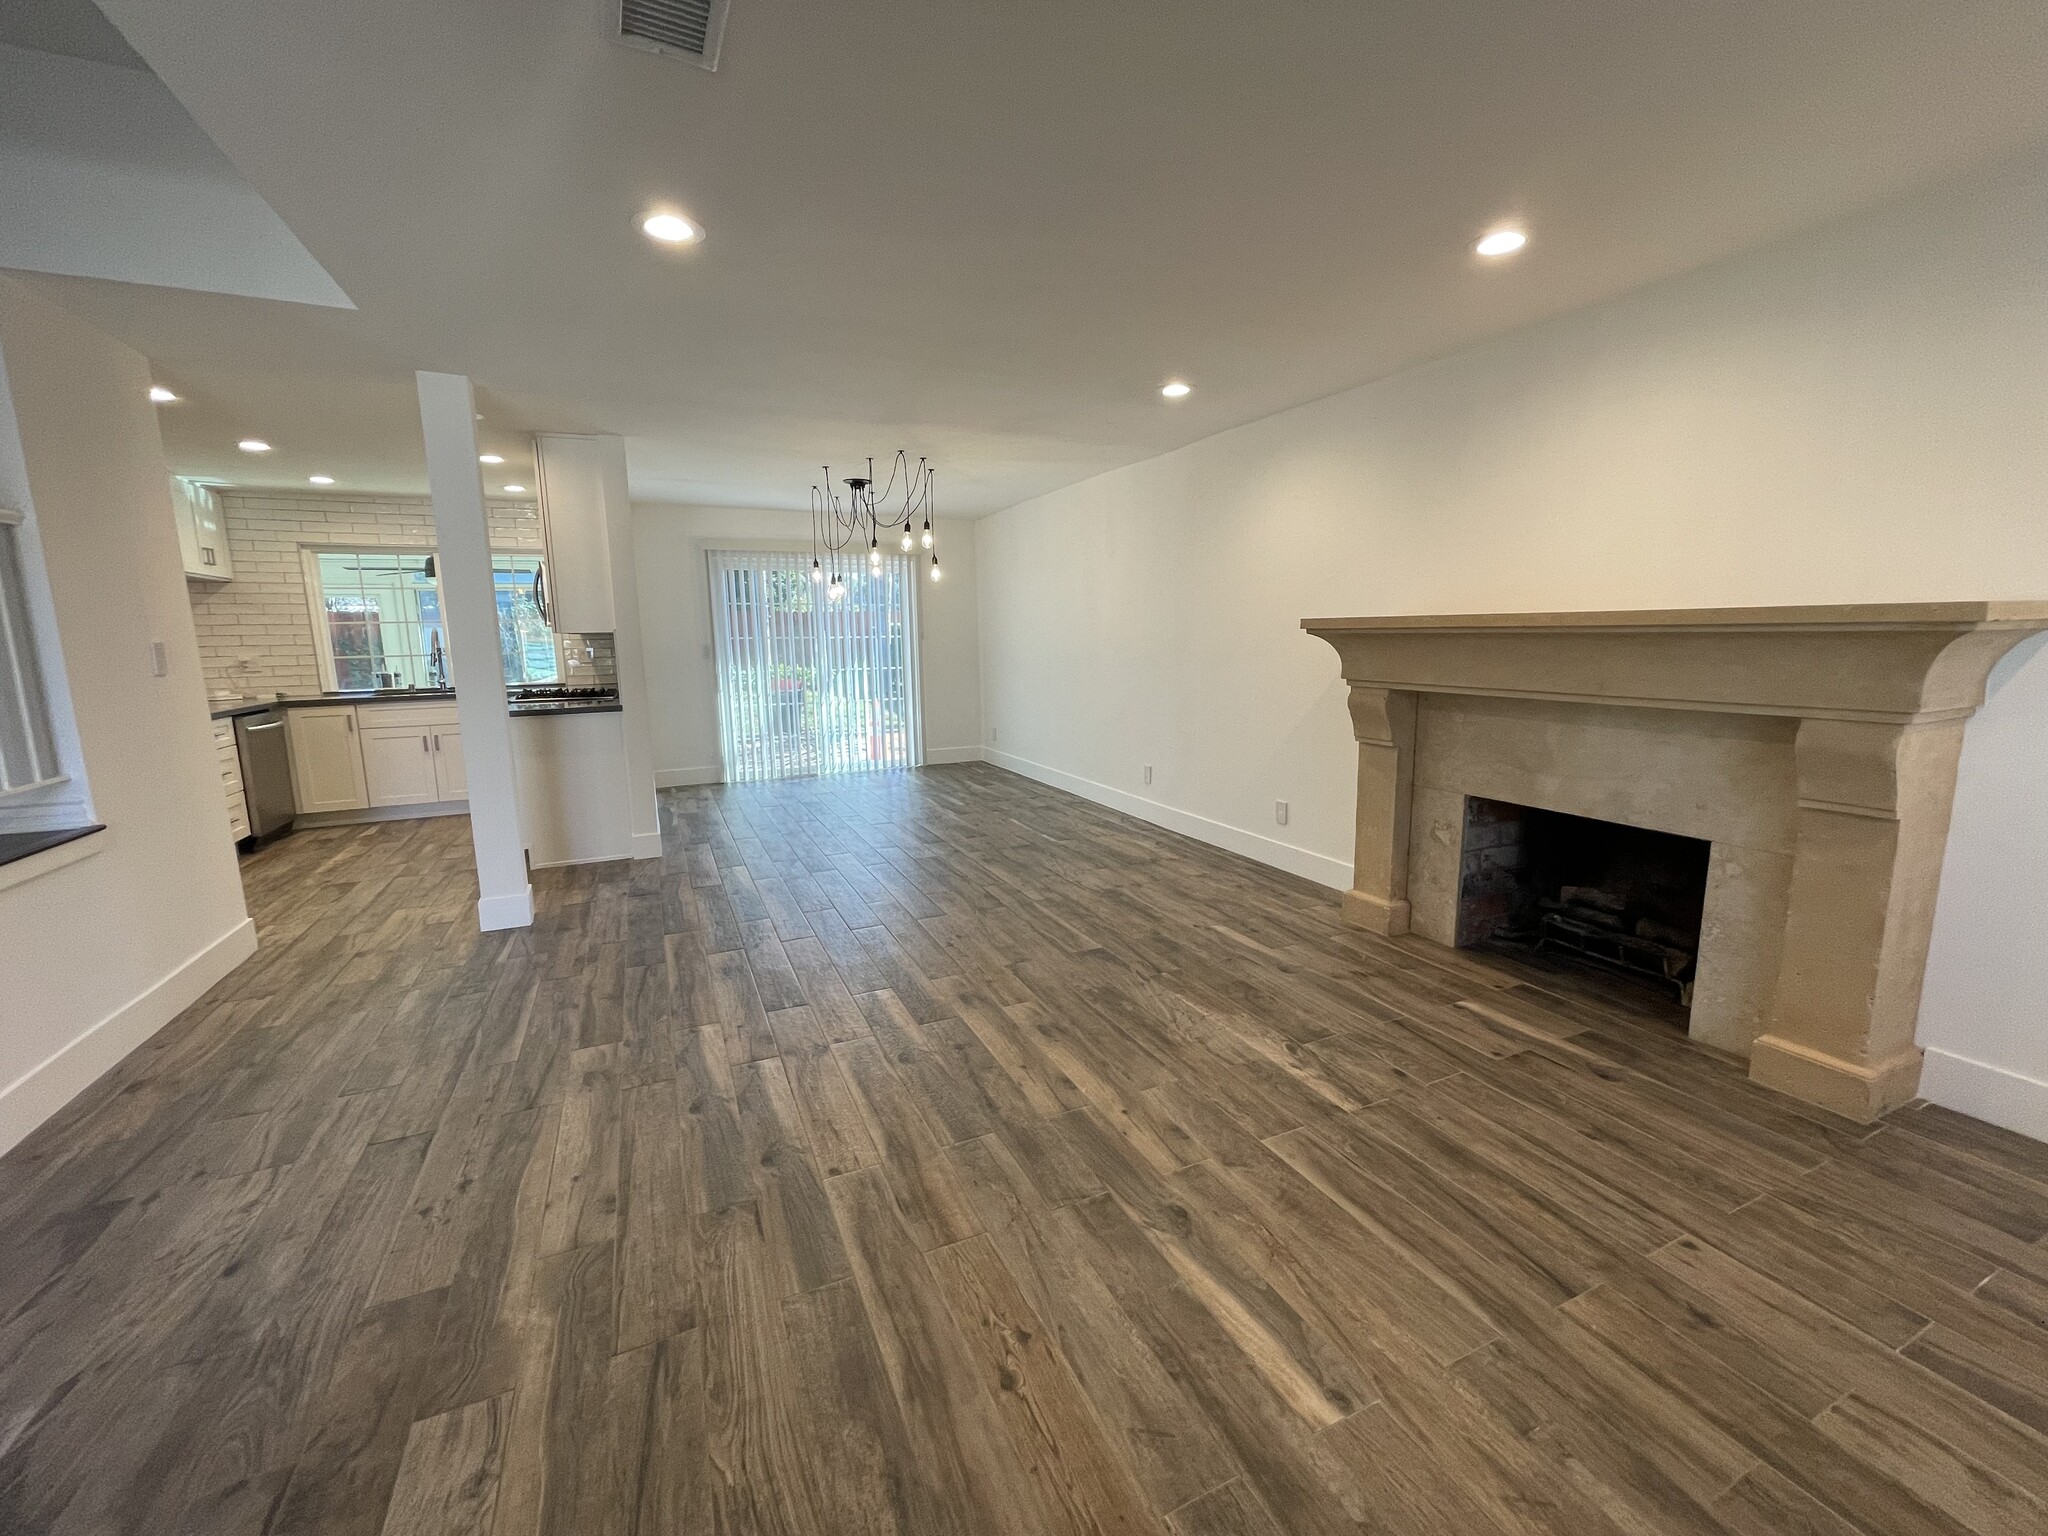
[
  {"xmin": 433, "ymin": 733, "xmax": 441, "ymax": 751},
  {"xmin": 345, "ymin": 715, "xmax": 354, "ymax": 734},
  {"xmin": 421, "ymin": 734, "xmax": 429, "ymax": 752}
]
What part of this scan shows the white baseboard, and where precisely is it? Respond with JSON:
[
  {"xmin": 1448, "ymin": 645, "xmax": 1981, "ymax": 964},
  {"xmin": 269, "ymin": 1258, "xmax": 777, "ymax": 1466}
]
[
  {"xmin": 655, "ymin": 766, "xmax": 721, "ymax": 788},
  {"xmin": 477, "ymin": 884, "xmax": 535, "ymax": 931},
  {"xmin": 924, "ymin": 746, "xmax": 986, "ymax": 765},
  {"xmin": 294, "ymin": 800, "xmax": 468, "ymax": 828},
  {"xmin": 982, "ymin": 748, "xmax": 1352, "ymax": 890},
  {"xmin": 0, "ymin": 916, "xmax": 258, "ymax": 1157},
  {"xmin": 1920, "ymin": 1047, "xmax": 2048, "ymax": 1144},
  {"xmin": 529, "ymin": 851, "xmax": 635, "ymax": 870}
]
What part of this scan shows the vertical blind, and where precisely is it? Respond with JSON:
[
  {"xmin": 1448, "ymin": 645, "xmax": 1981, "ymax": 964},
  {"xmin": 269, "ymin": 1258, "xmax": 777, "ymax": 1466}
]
[
  {"xmin": 707, "ymin": 548, "xmax": 922, "ymax": 783},
  {"xmin": 0, "ymin": 510, "xmax": 63, "ymax": 796}
]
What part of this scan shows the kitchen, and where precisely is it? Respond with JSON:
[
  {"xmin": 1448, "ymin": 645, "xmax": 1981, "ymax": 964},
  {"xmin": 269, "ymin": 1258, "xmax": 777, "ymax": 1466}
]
[{"xmin": 179, "ymin": 433, "xmax": 658, "ymax": 873}]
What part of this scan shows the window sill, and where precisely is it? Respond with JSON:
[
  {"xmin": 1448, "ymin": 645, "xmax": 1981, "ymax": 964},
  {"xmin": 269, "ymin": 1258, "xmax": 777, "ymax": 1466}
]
[{"xmin": 0, "ymin": 824, "xmax": 106, "ymax": 893}]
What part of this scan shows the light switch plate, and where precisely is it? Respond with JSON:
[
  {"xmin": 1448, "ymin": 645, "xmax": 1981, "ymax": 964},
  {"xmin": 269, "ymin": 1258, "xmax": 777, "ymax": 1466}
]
[
  {"xmin": 1275, "ymin": 800, "xmax": 1289, "ymax": 826},
  {"xmin": 149, "ymin": 640, "xmax": 168, "ymax": 677},
  {"xmin": 1143, "ymin": 765, "xmax": 1153, "ymax": 785}
]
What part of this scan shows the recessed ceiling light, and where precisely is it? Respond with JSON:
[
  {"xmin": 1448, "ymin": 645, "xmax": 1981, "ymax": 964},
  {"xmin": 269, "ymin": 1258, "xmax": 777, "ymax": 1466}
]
[
  {"xmin": 1475, "ymin": 228, "xmax": 1528, "ymax": 258},
  {"xmin": 640, "ymin": 210, "xmax": 702, "ymax": 245},
  {"xmin": 148, "ymin": 385, "xmax": 178, "ymax": 403},
  {"xmin": 1161, "ymin": 381, "xmax": 1192, "ymax": 399},
  {"xmin": 503, "ymin": 484, "xmax": 527, "ymax": 494},
  {"xmin": 479, "ymin": 453, "xmax": 505, "ymax": 465},
  {"xmin": 237, "ymin": 438, "xmax": 272, "ymax": 453},
  {"xmin": 308, "ymin": 475, "xmax": 335, "ymax": 486}
]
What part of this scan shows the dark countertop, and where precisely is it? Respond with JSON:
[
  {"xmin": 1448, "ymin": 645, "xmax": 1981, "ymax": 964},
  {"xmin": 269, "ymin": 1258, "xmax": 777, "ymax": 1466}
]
[
  {"xmin": 508, "ymin": 699, "xmax": 622, "ymax": 717},
  {"xmin": 210, "ymin": 690, "xmax": 620, "ymax": 721},
  {"xmin": 0, "ymin": 824, "xmax": 105, "ymax": 872}
]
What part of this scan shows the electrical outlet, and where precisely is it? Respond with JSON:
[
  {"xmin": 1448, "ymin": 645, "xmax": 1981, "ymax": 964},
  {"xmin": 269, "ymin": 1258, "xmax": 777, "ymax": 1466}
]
[
  {"xmin": 1143, "ymin": 765, "xmax": 1153, "ymax": 785},
  {"xmin": 1274, "ymin": 800, "xmax": 1289, "ymax": 827},
  {"xmin": 149, "ymin": 640, "xmax": 168, "ymax": 678}
]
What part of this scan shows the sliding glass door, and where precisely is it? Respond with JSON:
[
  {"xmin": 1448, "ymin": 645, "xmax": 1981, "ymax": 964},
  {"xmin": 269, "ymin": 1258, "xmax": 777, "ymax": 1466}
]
[{"xmin": 707, "ymin": 549, "xmax": 922, "ymax": 783}]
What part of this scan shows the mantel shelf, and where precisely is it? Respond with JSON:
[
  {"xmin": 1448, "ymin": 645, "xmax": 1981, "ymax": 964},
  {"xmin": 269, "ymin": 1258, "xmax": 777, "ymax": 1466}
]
[{"xmin": 1303, "ymin": 601, "xmax": 2048, "ymax": 726}]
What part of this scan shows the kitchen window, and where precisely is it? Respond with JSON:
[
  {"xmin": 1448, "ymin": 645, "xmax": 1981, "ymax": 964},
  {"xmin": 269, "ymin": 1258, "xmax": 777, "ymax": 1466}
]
[{"xmin": 304, "ymin": 548, "xmax": 558, "ymax": 691}]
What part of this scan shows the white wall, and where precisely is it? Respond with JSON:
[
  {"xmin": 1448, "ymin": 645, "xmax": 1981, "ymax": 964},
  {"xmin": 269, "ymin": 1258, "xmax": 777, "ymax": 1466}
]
[
  {"xmin": 1922, "ymin": 637, "xmax": 2048, "ymax": 1138},
  {"xmin": 0, "ymin": 277, "xmax": 253, "ymax": 1154},
  {"xmin": 975, "ymin": 151, "xmax": 2048, "ymax": 1135},
  {"xmin": 633, "ymin": 504, "xmax": 983, "ymax": 785}
]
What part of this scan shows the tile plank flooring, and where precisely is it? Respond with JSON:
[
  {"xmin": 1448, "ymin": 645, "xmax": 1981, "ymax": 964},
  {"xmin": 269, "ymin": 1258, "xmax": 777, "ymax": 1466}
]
[{"xmin": 4, "ymin": 762, "xmax": 2048, "ymax": 1535}]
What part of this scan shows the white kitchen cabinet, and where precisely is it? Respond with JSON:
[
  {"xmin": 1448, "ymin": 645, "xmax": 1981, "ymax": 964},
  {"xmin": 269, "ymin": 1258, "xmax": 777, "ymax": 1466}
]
[
  {"xmin": 361, "ymin": 723, "xmax": 440, "ymax": 807},
  {"xmin": 213, "ymin": 719, "xmax": 250, "ymax": 842},
  {"xmin": 171, "ymin": 477, "xmax": 233, "ymax": 581},
  {"xmin": 533, "ymin": 434, "xmax": 618, "ymax": 633},
  {"xmin": 432, "ymin": 725, "xmax": 466, "ymax": 800},
  {"xmin": 287, "ymin": 706, "xmax": 368, "ymax": 812},
  {"xmin": 352, "ymin": 701, "xmax": 465, "ymax": 808}
]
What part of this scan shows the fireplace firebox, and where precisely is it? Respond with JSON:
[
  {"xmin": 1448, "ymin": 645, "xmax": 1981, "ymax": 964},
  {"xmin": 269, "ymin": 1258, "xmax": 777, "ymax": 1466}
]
[{"xmin": 1455, "ymin": 797, "xmax": 1710, "ymax": 1006}]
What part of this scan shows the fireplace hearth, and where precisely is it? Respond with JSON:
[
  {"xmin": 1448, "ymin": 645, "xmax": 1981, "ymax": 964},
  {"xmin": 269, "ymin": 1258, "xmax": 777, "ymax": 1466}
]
[{"xmin": 1456, "ymin": 797, "xmax": 1710, "ymax": 1006}]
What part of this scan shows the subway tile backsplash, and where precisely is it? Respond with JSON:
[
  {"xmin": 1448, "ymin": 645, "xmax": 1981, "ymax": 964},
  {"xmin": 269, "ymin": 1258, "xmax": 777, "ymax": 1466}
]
[{"xmin": 188, "ymin": 490, "xmax": 612, "ymax": 698}]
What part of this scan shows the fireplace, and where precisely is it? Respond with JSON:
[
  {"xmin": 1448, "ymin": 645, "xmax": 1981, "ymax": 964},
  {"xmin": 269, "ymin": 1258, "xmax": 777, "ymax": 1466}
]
[
  {"xmin": 1302, "ymin": 602, "xmax": 2048, "ymax": 1121},
  {"xmin": 1455, "ymin": 797, "xmax": 1710, "ymax": 1007}
]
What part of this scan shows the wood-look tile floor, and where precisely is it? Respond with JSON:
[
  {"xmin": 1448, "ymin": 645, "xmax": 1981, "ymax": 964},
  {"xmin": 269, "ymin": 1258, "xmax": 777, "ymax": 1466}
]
[{"xmin": 5, "ymin": 763, "xmax": 2048, "ymax": 1536}]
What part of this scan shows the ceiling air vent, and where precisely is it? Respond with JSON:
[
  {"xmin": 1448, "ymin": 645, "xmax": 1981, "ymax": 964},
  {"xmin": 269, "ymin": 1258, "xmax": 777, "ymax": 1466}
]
[{"xmin": 618, "ymin": 0, "xmax": 730, "ymax": 70}]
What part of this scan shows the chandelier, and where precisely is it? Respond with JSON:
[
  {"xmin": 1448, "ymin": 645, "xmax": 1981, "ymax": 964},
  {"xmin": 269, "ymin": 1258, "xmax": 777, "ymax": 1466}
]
[{"xmin": 808, "ymin": 451, "xmax": 940, "ymax": 599}]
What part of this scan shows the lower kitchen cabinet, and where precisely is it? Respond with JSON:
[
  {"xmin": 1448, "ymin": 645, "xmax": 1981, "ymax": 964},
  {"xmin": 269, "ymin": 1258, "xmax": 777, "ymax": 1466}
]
[
  {"xmin": 360, "ymin": 723, "xmax": 440, "ymax": 806},
  {"xmin": 277, "ymin": 699, "xmax": 468, "ymax": 820},
  {"xmin": 431, "ymin": 725, "xmax": 466, "ymax": 799},
  {"xmin": 286, "ymin": 706, "xmax": 368, "ymax": 812},
  {"xmin": 213, "ymin": 719, "xmax": 250, "ymax": 841}
]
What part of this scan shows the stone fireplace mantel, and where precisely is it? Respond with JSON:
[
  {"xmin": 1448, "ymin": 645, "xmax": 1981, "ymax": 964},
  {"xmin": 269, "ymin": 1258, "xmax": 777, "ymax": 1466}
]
[{"xmin": 1303, "ymin": 602, "xmax": 2048, "ymax": 1121}]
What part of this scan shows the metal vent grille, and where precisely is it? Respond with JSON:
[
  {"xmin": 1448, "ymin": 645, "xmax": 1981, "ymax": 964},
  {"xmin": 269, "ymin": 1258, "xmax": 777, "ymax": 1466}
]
[{"xmin": 619, "ymin": 0, "xmax": 729, "ymax": 70}]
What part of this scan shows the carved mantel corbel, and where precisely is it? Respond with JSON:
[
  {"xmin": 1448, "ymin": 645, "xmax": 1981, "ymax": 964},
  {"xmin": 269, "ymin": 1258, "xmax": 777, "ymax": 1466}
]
[
  {"xmin": 1749, "ymin": 715, "xmax": 1970, "ymax": 1116},
  {"xmin": 1341, "ymin": 685, "xmax": 1417, "ymax": 935}
]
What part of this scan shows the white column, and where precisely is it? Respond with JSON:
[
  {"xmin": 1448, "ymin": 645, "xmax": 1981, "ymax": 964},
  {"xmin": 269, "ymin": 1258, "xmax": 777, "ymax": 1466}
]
[{"xmin": 417, "ymin": 370, "xmax": 531, "ymax": 930}]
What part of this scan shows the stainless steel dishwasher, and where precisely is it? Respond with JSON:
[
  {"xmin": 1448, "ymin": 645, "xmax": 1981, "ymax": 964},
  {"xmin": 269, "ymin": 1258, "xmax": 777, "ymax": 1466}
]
[{"xmin": 233, "ymin": 708, "xmax": 297, "ymax": 843}]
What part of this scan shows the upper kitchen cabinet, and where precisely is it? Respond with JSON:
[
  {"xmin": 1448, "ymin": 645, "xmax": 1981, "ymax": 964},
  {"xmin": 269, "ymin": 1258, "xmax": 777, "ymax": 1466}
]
[
  {"xmin": 533, "ymin": 433, "xmax": 623, "ymax": 633},
  {"xmin": 171, "ymin": 476, "xmax": 234, "ymax": 581}
]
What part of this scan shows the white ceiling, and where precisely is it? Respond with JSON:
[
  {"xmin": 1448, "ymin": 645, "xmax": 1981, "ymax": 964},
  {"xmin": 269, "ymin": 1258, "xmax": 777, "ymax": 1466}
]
[
  {"xmin": 0, "ymin": 44, "xmax": 351, "ymax": 308},
  {"xmin": 19, "ymin": 0, "xmax": 2048, "ymax": 511}
]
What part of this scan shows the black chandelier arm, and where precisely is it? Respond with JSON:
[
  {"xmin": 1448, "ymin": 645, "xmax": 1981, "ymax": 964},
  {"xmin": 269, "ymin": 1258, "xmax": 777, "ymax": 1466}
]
[{"xmin": 809, "ymin": 455, "xmax": 937, "ymax": 579}]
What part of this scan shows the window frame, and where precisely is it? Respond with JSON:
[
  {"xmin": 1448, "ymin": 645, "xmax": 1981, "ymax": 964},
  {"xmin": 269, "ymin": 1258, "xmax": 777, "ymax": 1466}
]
[
  {"xmin": 0, "ymin": 501, "xmax": 93, "ymax": 839},
  {"xmin": 299, "ymin": 544, "xmax": 561, "ymax": 692}
]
